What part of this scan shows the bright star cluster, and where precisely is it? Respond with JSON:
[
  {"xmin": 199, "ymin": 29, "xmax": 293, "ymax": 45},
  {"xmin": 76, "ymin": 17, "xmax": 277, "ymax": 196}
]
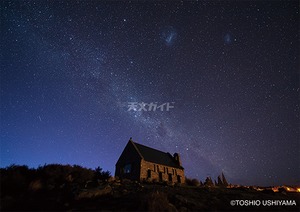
[{"xmin": 1, "ymin": 1, "xmax": 299, "ymax": 186}]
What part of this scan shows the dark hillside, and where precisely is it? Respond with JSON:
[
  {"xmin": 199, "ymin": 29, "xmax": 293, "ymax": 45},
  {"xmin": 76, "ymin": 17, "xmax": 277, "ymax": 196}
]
[{"xmin": 1, "ymin": 164, "xmax": 299, "ymax": 211}]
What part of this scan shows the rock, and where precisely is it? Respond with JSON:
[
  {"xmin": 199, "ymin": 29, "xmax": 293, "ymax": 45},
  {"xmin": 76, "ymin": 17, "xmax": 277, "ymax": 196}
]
[
  {"xmin": 85, "ymin": 180, "xmax": 98, "ymax": 189},
  {"xmin": 28, "ymin": 179, "xmax": 43, "ymax": 192},
  {"xmin": 75, "ymin": 185, "xmax": 112, "ymax": 200},
  {"xmin": 121, "ymin": 179, "xmax": 132, "ymax": 184},
  {"xmin": 179, "ymin": 207, "xmax": 188, "ymax": 212},
  {"xmin": 107, "ymin": 177, "xmax": 115, "ymax": 183},
  {"xmin": 168, "ymin": 203, "xmax": 178, "ymax": 212},
  {"xmin": 175, "ymin": 195, "xmax": 188, "ymax": 204},
  {"xmin": 113, "ymin": 182, "xmax": 121, "ymax": 186},
  {"xmin": 147, "ymin": 191, "xmax": 171, "ymax": 211}
]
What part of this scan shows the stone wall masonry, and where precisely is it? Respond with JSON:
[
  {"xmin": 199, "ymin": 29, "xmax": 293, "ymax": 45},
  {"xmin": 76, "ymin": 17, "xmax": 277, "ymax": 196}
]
[{"xmin": 140, "ymin": 159, "xmax": 185, "ymax": 183}]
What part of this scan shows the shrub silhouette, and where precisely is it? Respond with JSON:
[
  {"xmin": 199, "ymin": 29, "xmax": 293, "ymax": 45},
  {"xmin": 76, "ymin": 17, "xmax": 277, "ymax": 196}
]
[
  {"xmin": 1, "ymin": 165, "xmax": 36, "ymax": 195},
  {"xmin": 94, "ymin": 166, "xmax": 111, "ymax": 181},
  {"xmin": 0, "ymin": 163, "xmax": 111, "ymax": 197},
  {"xmin": 221, "ymin": 172, "xmax": 228, "ymax": 187},
  {"xmin": 185, "ymin": 177, "xmax": 200, "ymax": 186},
  {"xmin": 204, "ymin": 176, "xmax": 214, "ymax": 187}
]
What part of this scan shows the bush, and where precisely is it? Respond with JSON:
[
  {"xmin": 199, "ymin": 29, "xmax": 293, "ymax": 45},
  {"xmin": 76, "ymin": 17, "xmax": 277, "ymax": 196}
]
[
  {"xmin": 0, "ymin": 164, "xmax": 111, "ymax": 195},
  {"xmin": 185, "ymin": 178, "xmax": 200, "ymax": 186},
  {"xmin": 0, "ymin": 165, "xmax": 36, "ymax": 195},
  {"xmin": 191, "ymin": 179, "xmax": 200, "ymax": 186},
  {"xmin": 204, "ymin": 177, "xmax": 214, "ymax": 187},
  {"xmin": 94, "ymin": 166, "xmax": 111, "ymax": 181}
]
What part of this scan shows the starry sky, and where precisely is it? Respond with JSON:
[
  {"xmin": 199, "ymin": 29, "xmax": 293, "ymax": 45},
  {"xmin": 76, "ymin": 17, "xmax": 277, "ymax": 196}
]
[{"xmin": 1, "ymin": 1, "xmax": 299, "ymax": 186}]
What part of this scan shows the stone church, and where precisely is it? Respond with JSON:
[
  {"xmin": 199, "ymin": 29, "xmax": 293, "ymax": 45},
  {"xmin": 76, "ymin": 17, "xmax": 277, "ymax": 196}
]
[{"xmin": 115, "ymin": 138, "xmax": 185, "ymax": 184}]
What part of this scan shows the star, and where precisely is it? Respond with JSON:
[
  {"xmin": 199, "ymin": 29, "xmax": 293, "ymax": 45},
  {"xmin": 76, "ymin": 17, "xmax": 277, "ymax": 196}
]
[{"xmin": 0, "ymin": 0, "xmax": 299, "ymax": 187}]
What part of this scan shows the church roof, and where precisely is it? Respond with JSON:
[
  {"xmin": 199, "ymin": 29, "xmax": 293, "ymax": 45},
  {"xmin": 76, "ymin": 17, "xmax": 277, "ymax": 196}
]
[{"xmin": 131, "ymin": 140, "xmax": 183, "ymax": 169}]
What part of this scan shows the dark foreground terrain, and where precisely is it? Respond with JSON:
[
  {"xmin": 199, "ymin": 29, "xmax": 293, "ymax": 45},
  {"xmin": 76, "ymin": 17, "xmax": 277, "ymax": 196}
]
[
  {"xmin": 2, "ymin": 180, "xmax": 300, "ymax": 211},
  {"xmin": 1, "ymin": 165, "xmax": 299, "ymax": 211}
]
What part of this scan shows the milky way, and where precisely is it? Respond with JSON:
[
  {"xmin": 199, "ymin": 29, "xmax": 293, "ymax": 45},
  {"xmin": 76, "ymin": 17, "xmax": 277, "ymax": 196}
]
[{"xmin": 1, "ymin": 0, "xmax": 299, "ymax": 186}]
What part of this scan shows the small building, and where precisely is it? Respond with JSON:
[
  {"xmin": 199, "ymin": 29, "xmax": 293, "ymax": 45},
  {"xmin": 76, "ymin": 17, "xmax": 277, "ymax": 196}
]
[{"xmin": 115, "ymin": 138, "xmax": 185, "ymax": 184}]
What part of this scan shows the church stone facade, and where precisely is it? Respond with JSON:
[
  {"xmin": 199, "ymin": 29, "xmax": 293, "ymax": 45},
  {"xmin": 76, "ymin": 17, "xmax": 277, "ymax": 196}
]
[{"xmin": 115, "ymin": 138, "xmax": 185, "ymax": 184}]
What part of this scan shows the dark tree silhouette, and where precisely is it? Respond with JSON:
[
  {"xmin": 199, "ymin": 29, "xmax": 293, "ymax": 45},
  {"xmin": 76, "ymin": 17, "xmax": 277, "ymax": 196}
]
[
  {"xmin": 94, "ymin": 166, "xmax": 111, "ymax": 181},
  {"xmin": 204, "ymin": 176, "xmax": 214, "ymax": 187},
  {"xmin": 221, "ymin": 172, "xmax": 228, "ymax": 187}
]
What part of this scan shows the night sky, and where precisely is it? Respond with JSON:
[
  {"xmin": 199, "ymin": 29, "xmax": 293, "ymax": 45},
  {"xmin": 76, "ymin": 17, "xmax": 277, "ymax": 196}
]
[{"xmin": 1, "ymin": 1, "xmax": 299, "ymax": 186}]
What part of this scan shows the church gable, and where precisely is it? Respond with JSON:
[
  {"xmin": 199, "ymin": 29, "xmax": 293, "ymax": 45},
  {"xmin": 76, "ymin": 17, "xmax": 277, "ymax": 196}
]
[
  {"xmin": 115, "ymin": 138, "xmax": 185, "ymax": 184},
  {"xmin": 115, "ymin": 140, "xmax": 142, "ymax": 180}
]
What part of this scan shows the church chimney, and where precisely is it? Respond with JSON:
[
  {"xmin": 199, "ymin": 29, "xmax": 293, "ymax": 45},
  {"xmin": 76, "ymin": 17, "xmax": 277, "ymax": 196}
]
[{"xmin": 173, "ymin": 153, "xmax": 181, "ymax": 166}]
